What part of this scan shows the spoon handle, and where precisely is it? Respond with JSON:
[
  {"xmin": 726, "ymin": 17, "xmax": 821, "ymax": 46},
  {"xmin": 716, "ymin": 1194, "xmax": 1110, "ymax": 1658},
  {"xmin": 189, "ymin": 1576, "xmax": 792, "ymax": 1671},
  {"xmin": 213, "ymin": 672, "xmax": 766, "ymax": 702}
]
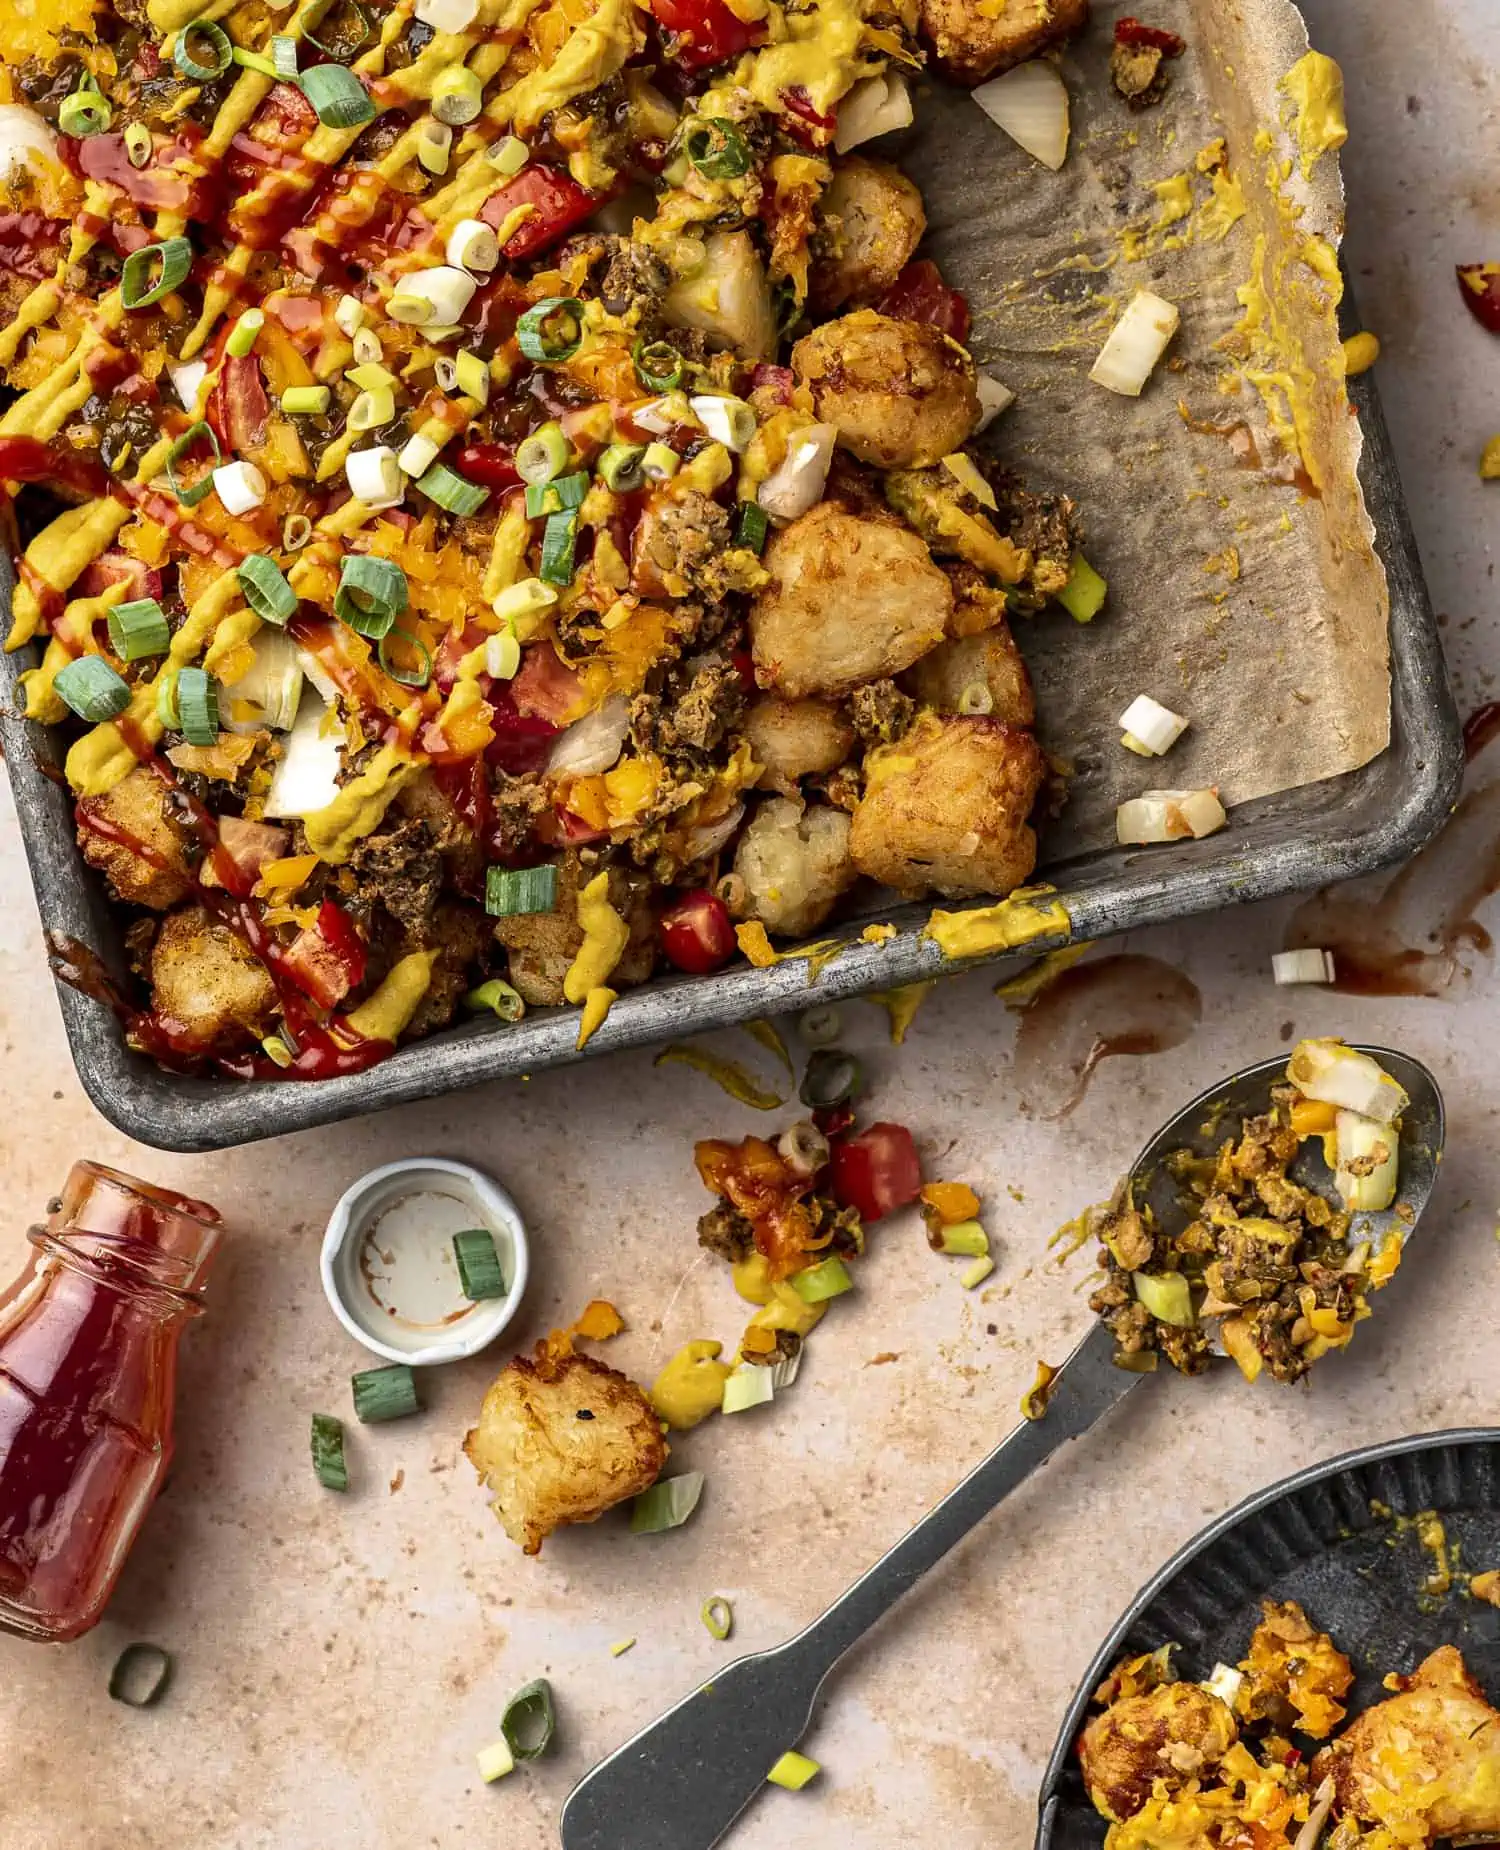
[{"xmin": 559, "ymin": 1323, "xmax": 1140, "ymax": 1850}]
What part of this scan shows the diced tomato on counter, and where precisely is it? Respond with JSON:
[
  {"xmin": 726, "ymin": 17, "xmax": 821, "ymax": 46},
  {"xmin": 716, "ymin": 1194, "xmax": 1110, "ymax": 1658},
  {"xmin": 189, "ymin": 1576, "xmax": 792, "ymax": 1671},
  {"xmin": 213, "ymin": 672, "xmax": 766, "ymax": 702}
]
[
  {"xmin": 828, "ymin": 1122, "xmax": 923, "ymax": 1223},
  {"xmin": 1457, "ymin": 264, "xmax": 1500, "ymax": 335}
]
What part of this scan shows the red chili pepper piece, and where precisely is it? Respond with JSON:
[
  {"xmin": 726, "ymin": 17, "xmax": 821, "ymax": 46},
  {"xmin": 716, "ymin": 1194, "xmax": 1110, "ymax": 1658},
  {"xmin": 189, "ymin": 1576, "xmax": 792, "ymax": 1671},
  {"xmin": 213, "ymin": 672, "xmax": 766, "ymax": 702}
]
[
  {"xmin": 647, "ymin": 0, "xmax": 766, "ymax": 71},
  {"xmin": 206, "ymin": 354, "xmax": 270, "ymax": 454},
  {"xmin": 453, "ymin": 442, "xmax": 521, "ymax": 492},
  {"xmin": 480, "ymin": 166, "xmax": 598, "ymax": 262},
  {"xmin": 659, "ymin": 890, "xmax": 737, "ymax": 974},
  {"xmin": 1114, "ymin": 17, "xmax": 1187, "ymax": 54},
  {"xmin": 828, "ymin": 1122, "xmax": 923, "ymax": 1223},
  {"xmin": 1457, "ymin": 264, "xmax": 1500, "ymax": 335},
  {"xmin": 876, "ymin": 260, "xmax": 972, "ymax": 344}
]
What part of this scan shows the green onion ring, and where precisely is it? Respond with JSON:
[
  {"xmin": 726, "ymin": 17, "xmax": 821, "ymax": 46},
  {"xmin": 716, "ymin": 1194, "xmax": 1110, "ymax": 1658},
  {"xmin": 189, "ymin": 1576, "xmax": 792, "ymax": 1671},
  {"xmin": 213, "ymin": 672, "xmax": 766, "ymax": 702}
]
[
  {"xmin": 500, "ymin": 1679, "xmax": 557, "ymax": 1762},
  {"xmin": 172, "ymin": 19, "xmax": 233, "ymax": 80},
  {"xmin": 59, "ymin": 81, "xmax": 112, "ymax": 138},
  {"xmin": 701, "ymin": 1596, "xmax": 733, "ymax": 1641},
  {"xmin": 123, "ymin": 121, "xmax": 154, "ymax": 167},
  {"xmin": 121, "ymin": 237, "xmax": 194, "ymax": 311},
  {"xmin": 798, "ymin": 1047, "xmax": 864, "ymax": 1111},
  {"xmin": 163, "ymin": 419, "xmax": 221, "ymax": 506},
  {"xmin": 413, "ymin": 461, "xmax": 488, "ymax": 517},
  {"xmin": 237, "ymin": 554, "xmax": 297, "ymax": 627},
  {"xmin": 516, "ymin": 297, "xmax": 584, "ymax": 364},
  {"xmin": 305, "ymin": 0, "xmax": 373, "ymax": 60},
  {"xmin": 377, "ymin": 626, "xmax": 433, "ymax": 687},
  {"xmin": 299, "ymin": 62, "xmax": 375, "ymax": 129},
  {"xmin": 109, "ymin": 1643, "xmax": 174, "ymax": 1708},
  {"xmin": 632, "ymin": 338, "xmax": 683, "ymax": 392},
  {"xmin": 683, "ymin": 117, "xmax": 750, "ymax": 180}
]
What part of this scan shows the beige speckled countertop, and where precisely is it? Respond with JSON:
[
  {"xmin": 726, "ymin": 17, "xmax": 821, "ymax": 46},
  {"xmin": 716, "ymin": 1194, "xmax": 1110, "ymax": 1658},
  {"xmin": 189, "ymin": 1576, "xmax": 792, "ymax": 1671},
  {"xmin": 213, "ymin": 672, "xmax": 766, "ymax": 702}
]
[{"xmin": 1, "ymin": 2, "xmax": 1497, "ymax": 1845}]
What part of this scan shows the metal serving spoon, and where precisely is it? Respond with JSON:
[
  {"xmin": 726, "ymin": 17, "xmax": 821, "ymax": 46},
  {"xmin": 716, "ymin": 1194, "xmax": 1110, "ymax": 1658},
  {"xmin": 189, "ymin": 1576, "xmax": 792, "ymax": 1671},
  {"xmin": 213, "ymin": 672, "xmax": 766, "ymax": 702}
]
[{"xmin": 559, "ymin": 1048, "xmax": 1444, "ymax": 1850}]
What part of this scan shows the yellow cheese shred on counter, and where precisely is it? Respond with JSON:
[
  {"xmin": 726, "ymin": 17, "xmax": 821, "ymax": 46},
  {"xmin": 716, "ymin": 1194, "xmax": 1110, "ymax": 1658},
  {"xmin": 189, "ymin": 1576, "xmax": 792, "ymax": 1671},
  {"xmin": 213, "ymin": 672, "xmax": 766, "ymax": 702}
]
[
  {"xmin": 343, "ymin": 949, "xmax": 439, "ymax": 1042},
  {"xmin": 922, "ymin": 886, "xmax": 1071, "ymax": 962}
]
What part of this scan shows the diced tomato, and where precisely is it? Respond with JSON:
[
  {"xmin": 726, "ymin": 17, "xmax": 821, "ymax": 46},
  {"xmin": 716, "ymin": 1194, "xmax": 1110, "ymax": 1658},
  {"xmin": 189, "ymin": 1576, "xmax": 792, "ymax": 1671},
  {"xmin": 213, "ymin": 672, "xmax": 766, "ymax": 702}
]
[
  {"xmin": 877, "ymin": 260, "xmax": 971, "ymax": 344},
  {"xmin": 648, "ymin": 0, "xmax": 766, "ymax": 71},
  {"xmin": 486, "ymin": 686, "xmax": 560, "ymax": 776},
  {"xmin": 510, "ymin": 644, "xmax": 583, "ymax": 725},
  {"xmin": 659, "ymin": 890, "xmax": 736, "ymax": 974},
  {"xmin": 828, "ymin": 1122, "xmax": 922, "ymax": 1223},
  {"xmin": 432, "ymin": 620, "xmax": 491, "ymax": 695},
  {"xmin": 207, "ymin": 354, "xmax": 270, "ymax": 454},
  {"xmin": 201, "ymin": 817, "xmax": 290, "ymax": 889},
  {"xmin": 282, "ymin": 900, "xmax": 367, "ymax": 1009},
  {"xmin": 1114, "ymin": 17, "xmax": 1187, "ymax": 54},
  {"xmin": 780, "ymin": 85, "xmax": 836, "ymax": 147},
  {"xmin": 1457, "ymin": 263, "xmax": 1500, "ymax": 335},
  {"xmin": 453, "ymin": 442, "xmax": 521, "ymax": 492},
  {"xmin": 480, "ymin": 167, "xmax": 598, "ymax": 262},
  {"xmin": 76, "ymin": 549, "xmax": 164, "ymax": 603},
  {"xmin": 548, "ymin": 807, "xmax": 610, "ymax": 846}
]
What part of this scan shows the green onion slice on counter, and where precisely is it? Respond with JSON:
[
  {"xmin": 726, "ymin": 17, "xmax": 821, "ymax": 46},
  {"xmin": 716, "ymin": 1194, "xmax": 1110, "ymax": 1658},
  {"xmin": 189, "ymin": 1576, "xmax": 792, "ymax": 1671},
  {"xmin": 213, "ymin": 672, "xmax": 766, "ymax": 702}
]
[
  {"xmin": 538, "ymin": 511, "xmax": 577, "ymax": 586},
  {"xmin": 515, "ymin": 421, "xmax": 569, "ymax": 485},
  {"xmin": 335, "ymin": 555, "xmax": 407, "ymax": 638},
  {"xmin": 597, "ymin": 442, "xmax": 645, "ymax": 493},
  {"xmin": 54, "ymin": 656, "xmax": 131, "ymax": 723},
  {"xmin": 414, "ymin": 461, "xmax": 489, "ymax": 517},
  {"xmin": 300, "ymin": 62, "xmax": 375, "ymax": 129},
  {"xmin": 172, "ymin": 19, "xmax": 232, "ymax": 79},
  {"xmin": 377, "ymin": 627, "xmax": 433, "ymax": 687},
  {"xmin": 789, "ymin": 1256, "xmax": 853, "ymax": 1304},
  {"xmin": 164, "ymin": 419, "xmax": 221, "ymax": 505},
  {"xmin": 109, "ymin": 1643, "xmax": 174, "ymax": 1708},
  {"xmin": 1056, "ymin": 553, "xmax": 1107, "ymax": 623},
  {"xmin": 351, "ymin": 1363, "xmax": 422, "ymax": 1424},
  {"xmin": 767, "ymin": 1752, "xmax": 820, "ymax": 1791},
  {"xmin": 453, "ymin": 1228, "xmax": 506, "ymax": 1298},
  {"xmin": 59, "ymin": 76, "xmax": 112, "ymax": 138},
  {"xmin": 121, "ymin": 236, "xmax": 194, "ymax": 310},
  {"xmin": 107, "ymin": 598, "xmax": 170, "ymax": 662},
  {"xmin": 175, "ymin": 666, "xmax": 220, "ymax": 744},
  {"xmin": 629, "ymin": 1472, "xmax": 705, "ymax": 1534},
  {"xmin": 684, "ymin": 117, "xmax": 750, "ymax": 180},
  {"xmin": 798, "ymin": 1006, "xmax": 840, "ymax": 1047},
  {"xmin": 465, "ymin": 979, "xmax": 526, "ymax": 1023},
  {"xmin": 516, "ymin": 297, "xmax": 583, "ymax": 363},
  {"xmin": 500, "ymin": 1679, "xmax": 557, "ymax": 1762},
  {"xmin": 311, "ymin": 1412, "xmax": 348, "ymax": 1490},
  {"xmin": 485, "ymin": 863, "xmax": 559, "ymax": 917},
  {"xmin": 237, "ymin": 554, "xmax": 297, "ymax": 626},
  {"xmin": 798, "ymin": 1048, "xmax": 864, "ymax": 1111},
  {"xmin": 734, "ymin": 500, "xmax": 769, "ymax": 554},
  {"xmin": 633, "ymin": 338, "xmax": 683, "ymax": 392},
  {"xmin": 701, "ymin": 1596, "xmax": 733, "ymax": 1641}
]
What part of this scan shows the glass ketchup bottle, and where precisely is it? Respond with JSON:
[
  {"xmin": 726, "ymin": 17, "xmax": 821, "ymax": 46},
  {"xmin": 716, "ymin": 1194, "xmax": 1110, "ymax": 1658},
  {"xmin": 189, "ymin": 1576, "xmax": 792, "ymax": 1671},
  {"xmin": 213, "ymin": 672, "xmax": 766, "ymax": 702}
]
[{"xmin": 0, "ymin": 1163, "xmax": 221, "ymax": 1642}]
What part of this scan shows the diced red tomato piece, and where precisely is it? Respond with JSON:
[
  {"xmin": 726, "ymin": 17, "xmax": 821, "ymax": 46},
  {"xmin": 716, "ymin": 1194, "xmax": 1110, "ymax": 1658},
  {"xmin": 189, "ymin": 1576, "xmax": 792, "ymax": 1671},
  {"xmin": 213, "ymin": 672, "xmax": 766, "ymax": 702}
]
[
  {"xmin": 202, "ymin": 817, "xmax": 290, "ymax": 890},
  {"xmin": 538, "ymin": 806, "xmax": 609, "ymax": 847},
  {"xmin": 780, "ymin": 85, "xmax": 836, "ymax": 147},
  {"xmin": 828, "ymin": 1122, "xmax": 923, "ymax": 1223},
  {"xmin": 433, "ymin": 620, "xmax": 492, "ymax": 695},
  {"xmin": 76, "ymin": 549, "xmax": 164, "ymax": 603},
  {"xmin": 510, "ymin": 644, "xmax": 583, "ymax": 726},
  {"xmin": 647, "ymin": 0, "xmax": 766, "ymax": 71},
  {"xmin": 1457, "ymin": 263, "xmax": 1500, "ymax": 335},
  {"xmin": 453, "ymin": 442, "xmax": 521, "ymax": 492},
  {"xmin": 207, "ymin": 354, "xmax": 270, "ymax": 454},
  {"xmin": 1114, "ymin": 17, "xmax": 1186, "ymax": 54},
  {"xmin": 486, "ymin": 686, "xmax": 561, "ymax": 776},
  {"xmin": 877, "ymin": 261, "xmax": 971, "ymax": 344},
  {"xmin": 480, "ymin": 167, "xmax": 598, "ymax": 262},
  {"xmin": 659, "ymin": 890, "xmax": 736, "ymax": 974},
  {"xmin": 282, "ymin": 900, "xmax": 367, "ymax": 1009}
]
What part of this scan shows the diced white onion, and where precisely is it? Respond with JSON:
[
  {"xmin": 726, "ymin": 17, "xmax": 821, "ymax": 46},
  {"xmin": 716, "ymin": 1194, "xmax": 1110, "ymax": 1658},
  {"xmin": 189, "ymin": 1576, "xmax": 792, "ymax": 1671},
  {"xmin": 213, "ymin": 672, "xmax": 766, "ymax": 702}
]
[
  {"xmin": 975, "ymin": 372, "xmax": 1016, "ymax": 431},
  {"xmin": 334, "ymin": 293, "xmax": 365, "ymax": 337},
  {"xmin": 721, "ymin": 1363, "xmax": 776, "ymax": 1416},
  {"xmin": 223, "ymin": 629, "xmax": 304, "ymax": 734},
  {"xmin": 662, "ymin": 229, "xmax": 775, "ymax": 360},
  {"xmin": 1334, "ymin": 1110, "xmax": 1400, "ymax": 1212},
  {"xmin": 757, "ymin": 423, "xmax": 837, "ymax": 522},
  {"xmin": 415, "ymin": 0, "xmax": 477, "ymax": 29},
  {"xmin": 485, "ymin": 632, "xmax": 521, "ymax": 680},
  {"xmin": 940, "ymin": 452, "xmax": 997, "ymax": 509},
  {"xmin": 681, "ymin": 800, "xmax": 744, "ymax": 865},
  {"xmin": 1116, "ymin": 787, "xmax": 1227, "ymax": 845},
  {"xmin": 546, "ymin": 694, "xmax": 631, "ymax": 777},
  {"xmin": 398, "ymin": 432, "xmax": 441, "ymax": 477},
  {"xmin": 972, "ymin": 61, "xmax": 1070, "ymax": 171},
  {"xmin": 345, "ymin": 445, "xmax": 403, "ymax": 508},
  {"xmin": 212, "ymin": 460, "xmax": 267, "ymax": 515},
  {"xmin": 769, "ymin": 1348, "xmax": 802, "ymax": 1392},
  {"xmin": 690, "ymin": 394, "xmax": 756, "ymax": 452},
  {"xmin": 168, "ymin": 360, "xmax": 208, "ymax": 413},
  {"xmin": 833, "ymin": 72, "xmax": 914, "ymax": 154},
  {"xmin": 1288, "ymin": 1039, "xmax": 1409, "ymax": 1124},
  {"xmin": 265, "ymin": 696, "xmax": 342, "ymax": 819},
  {"xmin": 1203, "ymin": 1664, "xmax": 1243, "ymax": 1707},
  {"xmin": 1292, "ymin": 1780, "xmax": 1337, "ymax": 1850},
  {"xmin": 294, "ymin": 648, "xmax": 340, "ymax": 705},
  {"xmin": 1090, "ymin": 290, "xmax": 1181, "ymax": 397},
  {"xmin": 389, "ymin": 266, "xmax": 476, "ymax": 326},
  {"xmin": 446, "ymin": 217, "xmax": 501, "ymax": 274},
  {"xmin": 1118, "ymin": 694, "xmax": 1188, "ymax": 756},
  {"xmin": 0, "ymin": 105, "xmax": 57, "ymax": 184},
  {"xmin": 1271, "ymin": 949, "xmax": 1336, "ymax": 987}
]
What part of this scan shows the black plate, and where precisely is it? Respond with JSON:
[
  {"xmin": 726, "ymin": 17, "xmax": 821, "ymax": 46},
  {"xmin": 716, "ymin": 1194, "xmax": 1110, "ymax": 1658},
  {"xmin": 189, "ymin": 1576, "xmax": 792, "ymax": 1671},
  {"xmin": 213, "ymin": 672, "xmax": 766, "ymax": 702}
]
[{"xmin": 1036, "ymin": 1430, "xmax": 1500, "ymax": 1849}]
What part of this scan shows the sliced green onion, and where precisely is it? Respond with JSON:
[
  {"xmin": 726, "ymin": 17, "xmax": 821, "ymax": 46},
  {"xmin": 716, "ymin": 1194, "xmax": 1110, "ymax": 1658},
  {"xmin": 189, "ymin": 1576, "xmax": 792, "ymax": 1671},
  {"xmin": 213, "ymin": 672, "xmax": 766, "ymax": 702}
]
[
  {"xmin": 721, "ymin": 1363, "xmax": 774, "ymax": 1416},
  {"xmin": 237, "ymin": 554, "xmax": 297, "ymax": 627},
  {"xmin": 121, "ymin": 236, "xmax": 193, "ymax": 310},
  {"xmin": 376, "ymin": 627, "xmax": 433, "ymax": 688},
  {"xmin": 486, "ymin": 630, "xmax": 520, "ymax": 679},
  {"xmin": 454, "ymin": 350, "xmax": 490, "ymax": 404},
  {"xmin": 476, "ymin": 1738, "xmax": 515, "ymax": 1783},
  {"xmin": 516, "ymin": 297, "xmax": 583, "ymax": 364},
  {"xmin": 156, "ymin": 670, "xmax": 181, "ymax": 730},
  {"xmin": 1056, "ymin": 553, "xmax": 1108, "ymax": 623},
  {"xmin": 1134, "ymin": 1271, "xmax": 1196, "ymax": 1328},
  {"xmin": 936, "ymin": 1219, "xmax": 989, "ymax": 1258},
  {"xmin": 684, "ymin": 117, "xmax": 750, "ymax": 179},
  {"xmin": 107, "ymin": 597, "xmax": 171, "ymax": 662},
  {"xmin": 283, "ymin": 513, "xmax": 313, "ymax": 551},
  {"xmin": 799, "ymin": 1006, "xmax": 840, "ymax": 1046},
  {"xmin": 348, "ymin": 386, "xmax": 395, "ymax": 431},
  {"xmin": 55, "ymin": 656, "xmax": 130, "ymax": 722},
  {"xmin": 59, "ymin": 80, "xmax": 112, "ymax": 138},
  {"xmin": 539, "ymin": 511, "xmax": 577, "ymax": 586},
  {"xmin": 123, "ymin": 122, "xmax": 154, "ymax": 167},
  {"xmin": 453, "ymin": 1227, "xmax": 506, "ymax": 1299},
  {"xmin": 305, "ymin": 0, "xmax": 372, "ymax": 58},
  {"xmin": 790, "ymin": 1257, "xmax": 853, "ymax": 1304},
  {"xmin": 311, "ymin": 1412, "xmax": 348, "ymax": 1490},
  {"xmin": 415, "ymin": 461, "xmax": 489, "ymax": 517},
  {"xmin": 300, "ymin": 62, "xmax": 374, "ymax": 129},
  {"xmin": 417, "ymin": 118, "xmax": 453, "ymax": 175},
  {"xmin": 641, "ymin": 441, "xmax": 679, "ymax": 481},
  {"xmin": 488, "ymin": 133, "xmax": 529, "ymax": 174},
  {"xmin": 336, "ymin": 556, "xmax": 408, "ymax": 639},
  {"xmin": 431, "ymin": 64, "xmax": 483, "ymax": 125},
  {"xmin": 798, "ymin": 1048, "xmax": 863, "ymax": 1111},
  {"xmin": 701, "ymin": 1596, "xmax": 733, "ymax": 1641},
  {"xmin": 524, "ymin": 471, "xmax": 587, "ymax": 518},
  {"xmin": 109, "ymin": 1643, "xmax": 173, "ymax": 1708},
  {"xmin": 232, "ymin": 45, "xmax": 281, "ymax": 76},
  {"xmin": 466, "ymin": 978, "xmax": 525, "ymax": 1023},
  {"xmin": 351, "ymin": 1363, "xmax": 422, "ymax": 1424},
  {"xmin": 485, "ymin": 863, "xmax": 558, "ymax": 917},
  {"xmin": 735, "ymin": 501, "xmax": 769, "ymax": 554},
  {"xmin": 598, "ymin": 442, "xmax": 645, "ymax": 492},
  {"xmin": 164, "ymin": 420, "xmax": 221, "ymax": 506},
  {"xmin": 225, "ymin": 308, "xmax": 264, "ymax": 358},
  {"xmin": 176, "ymin": 666, "xmax": 219, "ymax": 745},
  {"xmin": 633, "ymin": 338, "xmax": 683, "ymax": 392},
  {"xmin": 501, "ymin": 1679, "xmax": 557, "ymax": 1762},
  {"xmin": 629, "ymin": 1471, "xmax": 704, "ymax": 1534},
  {"xmin": 767, "ymin": 1752, "xmax": 820, "ymax": 1791},
  {"xmin": 515, "ymin": 421, "xmax": 569, "ymax": 485},
  {"xmin": 271, "ymin": 33, "xmax": 299, "ymax": 77},
  {"xmin": 960, "ymin": 1254, "xmax": 995, "ymax": 1288},
  {"xmin": 280, "ymin": 384, "xmax": 331, "ymax": 416},
  {"xmin": 492, "ymin": 577, "xmax": 557, "ymax": 626},
  {"xmin": 173, "ymin": 19, "xmax": 232, "ymax": 79},
  {"xmin": 261, "ymin": 1032, "xmax": 295, "ymax": 1068}
]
